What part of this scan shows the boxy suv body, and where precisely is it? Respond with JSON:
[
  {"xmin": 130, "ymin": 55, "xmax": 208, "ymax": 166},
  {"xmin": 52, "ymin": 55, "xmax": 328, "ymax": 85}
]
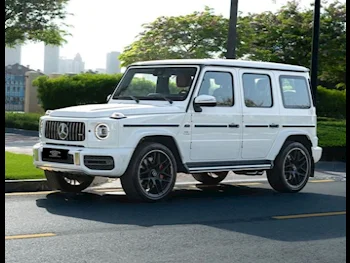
[{"xmin": 33, "ymin": 59, "xmax": 322, "ymax": 201}]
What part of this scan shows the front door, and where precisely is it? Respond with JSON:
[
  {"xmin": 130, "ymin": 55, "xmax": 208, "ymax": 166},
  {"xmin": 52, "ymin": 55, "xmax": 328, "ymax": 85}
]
[{"xmin": 189, "ymin": 68, "xmax": 243, "ymax": 161}]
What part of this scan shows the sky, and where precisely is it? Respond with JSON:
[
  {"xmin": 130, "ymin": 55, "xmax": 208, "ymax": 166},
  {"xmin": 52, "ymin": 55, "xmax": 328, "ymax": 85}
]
[{"xmin": 21, "ymin": 0, "xmax": 320, "ymax": 71}]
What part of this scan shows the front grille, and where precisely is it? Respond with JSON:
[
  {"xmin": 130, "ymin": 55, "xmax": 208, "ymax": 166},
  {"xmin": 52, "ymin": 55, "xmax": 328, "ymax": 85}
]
[{"xmin": 45, "ymin": 121, "xmax": 86, "ymax": 141}]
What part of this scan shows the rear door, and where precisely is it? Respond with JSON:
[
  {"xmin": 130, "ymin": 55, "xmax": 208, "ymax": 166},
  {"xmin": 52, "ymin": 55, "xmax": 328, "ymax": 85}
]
[{"xmin": 238, "ymin": 69, "xmax": 281, "ymax": 159}]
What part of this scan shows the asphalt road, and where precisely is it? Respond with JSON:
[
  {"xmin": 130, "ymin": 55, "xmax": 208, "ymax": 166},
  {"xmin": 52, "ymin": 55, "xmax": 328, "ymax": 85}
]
[{"xmin": 5, "ymin": 180, "xmax": 346, "ymax": 263}]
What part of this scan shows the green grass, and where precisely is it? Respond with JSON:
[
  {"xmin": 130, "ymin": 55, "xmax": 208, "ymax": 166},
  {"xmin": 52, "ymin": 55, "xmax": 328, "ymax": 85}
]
[
  {"xmin": 5, "ymin": 152, "xmax": 45, "ymax": 180},
  {"xmin": 317, "ymin": 118, "xmax": 346, "ymax": 148}
]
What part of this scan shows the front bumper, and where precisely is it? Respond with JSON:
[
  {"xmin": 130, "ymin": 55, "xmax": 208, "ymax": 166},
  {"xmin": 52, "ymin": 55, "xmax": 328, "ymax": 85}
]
[
  {"xmin": 33, "ymin": 143, "xmax": 134, "ymax": 177},
  {"xmin": 312, "ymin": 146, "xmax": 323, "ymax": 163}
]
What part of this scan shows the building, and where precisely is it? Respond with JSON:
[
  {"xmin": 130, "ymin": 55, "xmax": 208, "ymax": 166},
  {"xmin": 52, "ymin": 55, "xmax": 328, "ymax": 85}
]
[
  {"xmin": 5, "ymin": 63, "xmax": 41, "ymax": 111},
  {"xmin": 59, "ymin": 53, "xmax": 85, "ymax": 74},
  {"xmin": 106, "ymin": 51, "xmax": 121, "ymax": 74},
  {"xmin": 5, "ymin": 45, "xmax": 21, "ymax": 66},
  {"xmin": 44, "ymin": 45, "xmax": 60, "ymax": 74}
]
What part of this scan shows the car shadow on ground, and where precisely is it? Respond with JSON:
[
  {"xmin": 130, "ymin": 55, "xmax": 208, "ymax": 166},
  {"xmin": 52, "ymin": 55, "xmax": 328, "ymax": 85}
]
[{"xmin": 36, "ymin": 183, "xmax": 346, "ymax": 242}]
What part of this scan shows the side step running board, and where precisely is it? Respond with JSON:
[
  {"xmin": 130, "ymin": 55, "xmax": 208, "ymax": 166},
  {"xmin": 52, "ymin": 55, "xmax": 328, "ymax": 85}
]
[{"xmin": 187, "ymin": 164, "xmax": 273, "ymax": 174}]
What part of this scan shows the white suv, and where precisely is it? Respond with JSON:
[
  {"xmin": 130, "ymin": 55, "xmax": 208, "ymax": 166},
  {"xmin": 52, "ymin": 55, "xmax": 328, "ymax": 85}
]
[{"xmin": 33, "ymin": 59, "xmax": 322, "ymax": 202}]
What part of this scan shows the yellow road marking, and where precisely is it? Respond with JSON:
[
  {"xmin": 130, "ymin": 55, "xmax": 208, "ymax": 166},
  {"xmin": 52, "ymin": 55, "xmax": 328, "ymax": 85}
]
[
  {"xmin": 5, "ymin": 191, "xmax": 57, "ymax": 196},
  {"xmin": 310, "ymin": 179, "xmax": 335, "ymax": 183},
  {"xmin": 273, "ymin": 211, "xmax": 346, "ymax": 220},
  {"xmin": 5, "ymin": 233, "xmax": 56, "ymax": 240}
]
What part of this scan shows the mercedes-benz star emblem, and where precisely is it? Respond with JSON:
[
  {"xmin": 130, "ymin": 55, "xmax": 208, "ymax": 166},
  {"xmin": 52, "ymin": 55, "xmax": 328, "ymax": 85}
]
[{"xmin": 58, "ymin": 123, "xmax": 69, "ymax": 140}]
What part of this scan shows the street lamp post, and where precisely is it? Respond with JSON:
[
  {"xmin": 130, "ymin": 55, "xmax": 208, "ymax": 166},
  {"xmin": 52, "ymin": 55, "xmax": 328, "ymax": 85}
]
[
  {"xmin": 310, "ymin": 0, "xmax": 321, "ymax": 104},
  {"xmin": 226, "ymin": 0, "xmax": 239, "ymax": 59}
]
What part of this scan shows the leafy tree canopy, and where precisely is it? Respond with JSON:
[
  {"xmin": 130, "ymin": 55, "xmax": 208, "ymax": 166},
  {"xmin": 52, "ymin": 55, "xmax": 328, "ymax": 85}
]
[
  {"xmin": 5, "ymin": 0, "xmax": 71, "ymax": 47},
  {"xmin": 119, "ymin": 7, "xmax": 229, "ymax": 67},
  {"xmin": 120, "ymin": 1, "xmax": 346, "ymax": 87}
]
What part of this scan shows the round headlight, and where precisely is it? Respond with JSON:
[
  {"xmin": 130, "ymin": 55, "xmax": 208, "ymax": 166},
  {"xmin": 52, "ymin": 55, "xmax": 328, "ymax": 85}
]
[{"xmin": 95, "ymin": 123, "xmax": 110, "ymax": 140}]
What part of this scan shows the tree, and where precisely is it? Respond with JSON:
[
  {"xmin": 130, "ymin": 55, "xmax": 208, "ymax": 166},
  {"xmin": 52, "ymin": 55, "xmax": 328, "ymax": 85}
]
[
  {"xmin": 317, "ymin": 0, "xmax": 346, "ymax": 86},
  {"xmin": 5, "ymin": 0, "xmax": 70, "ymax": 47},
  {"xmin": 238, "ymin": 0, "xmax": 346, "ymax": 87},
  {"xmin": 119, "ymin": 7, "xmax": 229, "ymax": 67},
  {"xmin": 239, "ymin": 1, "xmax": 314, "ymax": 67},
  {"xmin": 120, "ymin": 1, "xmax": 345, "ymax": 87}
]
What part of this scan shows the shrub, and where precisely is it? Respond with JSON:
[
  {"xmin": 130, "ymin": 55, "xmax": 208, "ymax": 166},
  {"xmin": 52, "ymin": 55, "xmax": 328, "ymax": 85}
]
[
  {"xmin": 5, "ymin": 112, "xmax": 42, "ymax": 131},
  {"xmin": 316, "ymin": 86, "xmax": 346, "ymax": 119},
  {"xmin": 33, "ymin": 73, "xmax": 123, "ymax": 111}
]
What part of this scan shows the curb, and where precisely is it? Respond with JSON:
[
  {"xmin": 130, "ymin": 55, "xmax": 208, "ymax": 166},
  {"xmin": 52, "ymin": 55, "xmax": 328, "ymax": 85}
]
[
  {"xmin": 5, "ymin": 168, "xmax": 345, "ymax": 193},
  {"xmin": 5, "ymin": 179, "xmax": 51, "ymax": 193},
  {"xmin": 4, "ymin": 161, "xmax": 346, "ymax": 193},
  {"xmin": 5, "ymin": 178, "xmax": 269, "ymax": 193},
  {"xmin": 5, "ymin": 128, "xmax": 39, "ymax": 137},
  {"xmin": 5, "ymin": 177, "xmax": 111, "ymax": 193}
]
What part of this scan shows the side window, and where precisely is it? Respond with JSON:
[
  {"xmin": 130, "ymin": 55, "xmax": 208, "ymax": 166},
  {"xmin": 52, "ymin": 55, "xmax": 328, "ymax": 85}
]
[
  {"xmin": 279, "ymin": 76, "xmax": 311, "ymax": 108},
  {"xmin": 242, "ymin": 73, "xmax": 273, "ymax": 107},
  {"xmin": 198, "ymin": 71, "xmax": 234, "ymax": 106}
]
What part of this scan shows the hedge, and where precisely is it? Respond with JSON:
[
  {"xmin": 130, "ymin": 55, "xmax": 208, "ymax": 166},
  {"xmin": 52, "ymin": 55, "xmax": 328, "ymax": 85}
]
[
  {"xmin": 34, "ymin": 73, "xmax": 183, "ymax": 111},
  {"xmin": 33, "ymin": 73, "xmax": 123, "ymax": 111},
  {"xmin": 316, "ymin": 86, "xmax": 346, "ymax": 119},
  {"xmin": 5, "ymin": 112, "xmax": 43, "ymax": 131},
  {"xmin": 34, "ymin": 74, "xmax": 346, "ymax": 119}
]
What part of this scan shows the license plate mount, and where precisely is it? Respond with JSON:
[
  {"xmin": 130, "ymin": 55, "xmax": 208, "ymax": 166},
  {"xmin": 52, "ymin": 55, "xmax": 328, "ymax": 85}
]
[{"xmin": 42, "ymin": 148, "xmax": 69, "ymax": 160}]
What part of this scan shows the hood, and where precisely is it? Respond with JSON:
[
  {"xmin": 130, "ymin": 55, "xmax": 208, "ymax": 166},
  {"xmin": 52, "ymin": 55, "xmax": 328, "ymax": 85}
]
[{"xmin": 48, "ymin": 103, "xmax": 183, "ymax": 118}]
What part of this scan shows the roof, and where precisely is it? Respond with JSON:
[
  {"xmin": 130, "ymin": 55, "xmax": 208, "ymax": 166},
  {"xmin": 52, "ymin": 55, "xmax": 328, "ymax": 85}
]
[
  {"xmin": 130, "ymin": 59, "xmax": 309, "ymax": 72},
  {"xmin": 5, "ymin": 63, "xmax": 44, "ymax": 75}
]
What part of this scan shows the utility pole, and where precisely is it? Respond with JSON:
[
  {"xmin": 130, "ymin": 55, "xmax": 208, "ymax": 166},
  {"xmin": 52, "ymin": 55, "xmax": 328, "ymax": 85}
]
[
  {"xmin": 310, "ymin": 0, "xmax": 321, "ymax": 104},
  {"xmin": 226, "ymin": 0, "xmax": 239, "ymax": 59}
]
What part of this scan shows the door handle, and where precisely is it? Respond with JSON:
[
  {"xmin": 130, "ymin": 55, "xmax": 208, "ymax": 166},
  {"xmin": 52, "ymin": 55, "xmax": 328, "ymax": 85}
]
[
  {"xmin": 228, "ymin": 123, "xmax": 239, "ymax": 128},
  {"xmin": 269, "ymin": 124, "xmax": 279, "ymax": 128}
]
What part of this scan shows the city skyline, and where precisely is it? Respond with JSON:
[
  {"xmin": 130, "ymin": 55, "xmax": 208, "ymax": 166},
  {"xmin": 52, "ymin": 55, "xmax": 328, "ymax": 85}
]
[
  {"xmin": 6, "ymin": 44, "xmax": 120, "ymax": 74},
  {"xmin": 20, "ymin": 0, "xmax": 325, "ymax": 71}
]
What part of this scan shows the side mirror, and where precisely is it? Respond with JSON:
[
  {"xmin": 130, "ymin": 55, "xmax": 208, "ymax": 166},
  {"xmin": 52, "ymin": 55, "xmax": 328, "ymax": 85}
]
[
  {"xmin": 106, "ymin": 94, "xmax": 111, "ymax": 102},
  {"xmin": 193, "ymin": 95, "xmax": 216, "ymax": 112}
]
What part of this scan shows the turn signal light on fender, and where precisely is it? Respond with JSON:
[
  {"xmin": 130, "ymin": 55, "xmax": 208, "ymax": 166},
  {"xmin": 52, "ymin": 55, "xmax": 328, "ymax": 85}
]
[{"xmin": 110, "ymin": 112, "xmax": 126, "ymax": 119}]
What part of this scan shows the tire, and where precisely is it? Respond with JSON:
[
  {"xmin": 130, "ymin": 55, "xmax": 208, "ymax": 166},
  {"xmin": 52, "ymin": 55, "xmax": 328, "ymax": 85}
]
[
  {"xmin": 192, "ymin": 172, "xmax": 228, "ymax": 185},
  {"xmin": 267, "ymin": 141, "xmax": 312, "ymax": 193},
  {"xmin": 45, "ymin": 171, "xmax": 94, "ymax": 193},
  {"xmin": 120, "ymin": 142, "xmax": 177, "ymax": 202}
]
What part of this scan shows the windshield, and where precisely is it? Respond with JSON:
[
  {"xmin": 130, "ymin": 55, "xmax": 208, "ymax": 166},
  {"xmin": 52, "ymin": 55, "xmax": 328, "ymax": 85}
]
[{"xmin": 112, "ymin": 66, "xmax": 198, "ymax": 101}]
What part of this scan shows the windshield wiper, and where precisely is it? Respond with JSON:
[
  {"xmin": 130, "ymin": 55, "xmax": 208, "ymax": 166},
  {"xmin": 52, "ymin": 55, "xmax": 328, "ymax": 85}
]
[
  {"xmin": 115, "ymin": 95, "xmax": 140, "ymax": 103},
  {"xmin": 148, "ymin": 93, "xmax": 173, "ymax": 104},
  {"xmin": 127, "ymin": 95, "xmax": 140, "ymax": 103}
]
